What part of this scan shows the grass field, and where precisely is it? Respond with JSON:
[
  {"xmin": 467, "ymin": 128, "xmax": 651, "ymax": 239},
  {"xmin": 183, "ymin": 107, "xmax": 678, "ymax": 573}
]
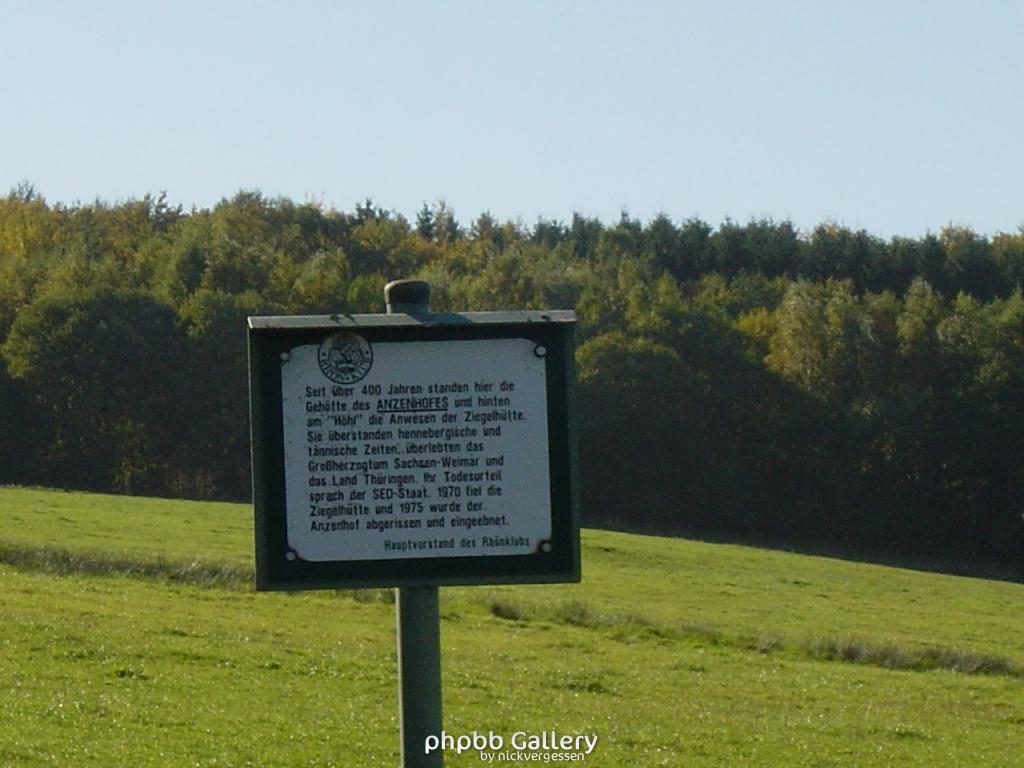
[{"xmin": 1, "ymin": 486, "xmax": 1022, "ymax": 767}]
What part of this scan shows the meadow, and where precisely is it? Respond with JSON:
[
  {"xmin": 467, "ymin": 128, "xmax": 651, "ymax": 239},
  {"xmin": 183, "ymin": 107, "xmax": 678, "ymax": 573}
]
[{"xmin": 1, "ymin": 486, "xmax": 1022, "ymax": 767}]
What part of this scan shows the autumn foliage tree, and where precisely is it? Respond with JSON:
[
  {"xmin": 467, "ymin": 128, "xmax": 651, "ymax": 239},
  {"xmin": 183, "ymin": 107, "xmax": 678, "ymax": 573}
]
[{"xmin": 0, "ymin": 187, "xmax": 1020, "ymax": 576}]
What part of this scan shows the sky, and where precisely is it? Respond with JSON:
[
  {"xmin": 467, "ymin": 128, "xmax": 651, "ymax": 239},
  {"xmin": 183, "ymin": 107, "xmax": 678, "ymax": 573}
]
[{"xmin": 1, "ymin": 0, "xmax": 1021, "ymax": 238}]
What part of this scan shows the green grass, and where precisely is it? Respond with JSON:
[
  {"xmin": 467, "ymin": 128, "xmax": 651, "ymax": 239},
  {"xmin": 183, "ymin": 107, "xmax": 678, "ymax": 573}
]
[
  {"xmin": 1, "ymin": 486, "xmax": 1023, "ymax": 766},
  {"xmin": 0, "ymin": 487, "xmax": 251, "ymax": 569}
]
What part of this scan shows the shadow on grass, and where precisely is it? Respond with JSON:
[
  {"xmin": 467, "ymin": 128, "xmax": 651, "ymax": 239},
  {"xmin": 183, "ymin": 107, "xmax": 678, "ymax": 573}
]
[
  {"xmin": 487, "ymin": 595, "xmax": 1024, "ymax": 679},
  {"xmin": 804, "ymin": 636, "xmax": 1022, "ymax": 676},
  {"xmin": 0, "ymin": 541, "xmax": 251, "ymax": 589},
  {"xmin": 0, "ymin": 541, "xmax": 400, "ymax": 607}
]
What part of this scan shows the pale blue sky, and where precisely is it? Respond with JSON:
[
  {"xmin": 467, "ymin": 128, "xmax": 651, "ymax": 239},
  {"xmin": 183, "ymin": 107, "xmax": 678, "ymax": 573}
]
[{"xmin": 2, "ymin": 0, "xmax": 1021, "ymax": 237}]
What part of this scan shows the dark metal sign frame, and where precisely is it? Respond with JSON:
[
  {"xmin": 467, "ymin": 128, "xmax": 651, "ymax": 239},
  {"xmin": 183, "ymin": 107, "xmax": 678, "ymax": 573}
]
[{"xmin": 249, "ymin": 310, "xmax": 579, "ymax": 591}]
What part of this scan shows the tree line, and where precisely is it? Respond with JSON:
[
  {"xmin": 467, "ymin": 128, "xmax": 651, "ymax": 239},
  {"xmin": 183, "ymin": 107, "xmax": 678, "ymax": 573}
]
[{"xmin": 1, "ymin": 187, "xmax": 1021, "ymax": 576}]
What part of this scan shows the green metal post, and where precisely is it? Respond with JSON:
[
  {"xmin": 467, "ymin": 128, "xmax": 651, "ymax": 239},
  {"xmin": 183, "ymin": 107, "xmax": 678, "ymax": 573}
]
[
  {"xmin": 386, "ymin": 280, "xmax": 443, "ymax": 768},
  {"xmin": 397, "ymin": 586, "xmax": 443, "ymax": 767}
]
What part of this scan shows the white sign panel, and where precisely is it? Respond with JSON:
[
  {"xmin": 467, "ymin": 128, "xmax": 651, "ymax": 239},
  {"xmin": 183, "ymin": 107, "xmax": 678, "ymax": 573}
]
[{"xmin": 281, "ymin": 336, "xmax": 551, "ymax": 562}]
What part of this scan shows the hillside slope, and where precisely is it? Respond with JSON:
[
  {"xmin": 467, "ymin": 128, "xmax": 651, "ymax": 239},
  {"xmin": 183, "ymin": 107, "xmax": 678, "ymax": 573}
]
[{"xmin": 1, "ymin": 486, "xmax": 1022, "ymax": 766}]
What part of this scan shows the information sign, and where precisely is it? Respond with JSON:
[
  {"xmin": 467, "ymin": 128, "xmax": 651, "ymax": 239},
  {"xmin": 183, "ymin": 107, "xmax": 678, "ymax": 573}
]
[{"xmin": 249, "ymin": 311, "xmax": 579, "ymax": 590}]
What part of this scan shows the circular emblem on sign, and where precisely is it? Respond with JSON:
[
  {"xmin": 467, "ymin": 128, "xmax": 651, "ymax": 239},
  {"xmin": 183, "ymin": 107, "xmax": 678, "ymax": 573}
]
[{"xmin": 318, "ymin": 332, "xmax": 373, "ymax": 384}]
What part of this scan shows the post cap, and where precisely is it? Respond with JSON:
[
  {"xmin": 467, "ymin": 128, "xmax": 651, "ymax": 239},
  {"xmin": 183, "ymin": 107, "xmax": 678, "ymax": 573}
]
[{"xmin": 385, "ymin": 280, "xmax": 431, "ymax": 314}]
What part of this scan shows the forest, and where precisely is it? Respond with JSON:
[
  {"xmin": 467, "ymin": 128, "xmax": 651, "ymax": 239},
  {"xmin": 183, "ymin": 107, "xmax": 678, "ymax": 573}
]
[{"xmin": 0, "ymin": 186, "xmax": 1021, "ymax": 576}]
